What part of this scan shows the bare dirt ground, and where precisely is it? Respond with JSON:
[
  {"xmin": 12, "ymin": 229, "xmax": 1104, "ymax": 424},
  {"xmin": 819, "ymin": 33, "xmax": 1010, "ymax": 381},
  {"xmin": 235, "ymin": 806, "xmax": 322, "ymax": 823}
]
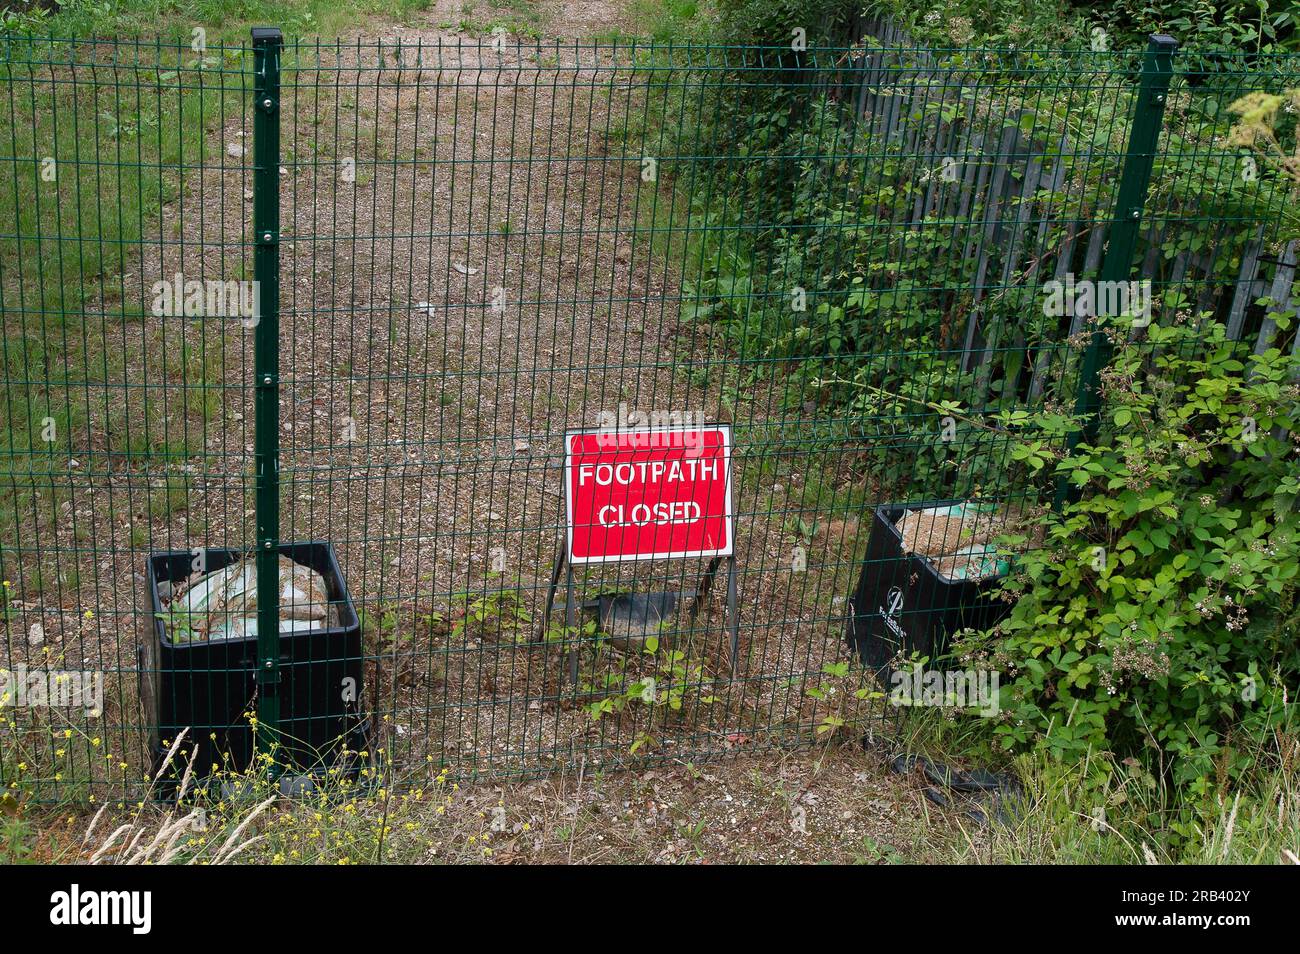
[
  {"xmin": 7, "ymin": 2, "xmax": 904, "ymax": 839},
  {"xmin": 419, "ymin": 743, "xmax": 974, "ymax": 864},
  {"xmin": 21, "ymin": 741, "xmax": 989, "ymax": 864}
]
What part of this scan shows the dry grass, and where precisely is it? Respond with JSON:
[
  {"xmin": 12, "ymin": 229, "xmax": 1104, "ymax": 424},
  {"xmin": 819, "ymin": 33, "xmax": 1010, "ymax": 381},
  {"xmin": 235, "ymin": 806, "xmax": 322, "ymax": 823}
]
[{"xmin": 16, "ymin": 736, "xmax": 981, "ymax": 864}]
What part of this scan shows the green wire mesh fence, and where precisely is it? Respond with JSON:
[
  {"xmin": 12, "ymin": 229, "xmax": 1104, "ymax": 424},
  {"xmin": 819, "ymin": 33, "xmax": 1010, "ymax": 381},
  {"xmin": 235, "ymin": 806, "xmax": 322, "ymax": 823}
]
[{"xmin": 1, "ymin": 31, "xmax": 1297, "ymax": 800}]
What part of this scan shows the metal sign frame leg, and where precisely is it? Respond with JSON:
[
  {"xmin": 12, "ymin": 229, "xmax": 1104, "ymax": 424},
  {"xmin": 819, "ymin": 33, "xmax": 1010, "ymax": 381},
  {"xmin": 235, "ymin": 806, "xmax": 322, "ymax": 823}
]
[
  {"xmin": 540, "ymin": 540, "xmax": 581, "ymax": 684},
  {"xmin": 687, "ymin": 555, "xmax": 740, "ymax": 671},
  {"xmin": 543, "ymin": 543, "xmax": 740, "ymax": 683}
]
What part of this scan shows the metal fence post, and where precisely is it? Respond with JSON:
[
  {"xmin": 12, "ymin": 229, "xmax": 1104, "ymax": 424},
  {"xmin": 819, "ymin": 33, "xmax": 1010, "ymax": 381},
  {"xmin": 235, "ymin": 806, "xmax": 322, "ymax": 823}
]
[
  {"xmin": 1053, "ymin": 33, "xmax": 1177, "ymax": 511},
  {"xmin": 251, "ymin": 25, "xmax": 284, "ymax": 766}
]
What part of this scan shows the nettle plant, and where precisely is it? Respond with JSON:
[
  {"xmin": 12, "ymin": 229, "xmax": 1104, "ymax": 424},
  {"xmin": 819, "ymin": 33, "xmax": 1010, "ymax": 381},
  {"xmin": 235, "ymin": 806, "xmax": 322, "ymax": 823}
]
[{"xmin": 963, "ymin": 314, "xmax": 1300, "ymax": 797}]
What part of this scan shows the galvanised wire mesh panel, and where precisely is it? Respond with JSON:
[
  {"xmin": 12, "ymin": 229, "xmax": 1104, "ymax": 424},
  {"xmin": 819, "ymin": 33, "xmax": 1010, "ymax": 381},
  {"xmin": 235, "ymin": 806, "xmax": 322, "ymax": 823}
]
[
  {"xmin": 0, "ymin": 36, "xmax": 260, "ymax": 800},
  {"xmin": 1, "ymin": 33, "xmax": 1296, "ymax": 799},
  {"xmin": 1146, "ymin": 55, "xmax": 1300, "ymax": 345}
]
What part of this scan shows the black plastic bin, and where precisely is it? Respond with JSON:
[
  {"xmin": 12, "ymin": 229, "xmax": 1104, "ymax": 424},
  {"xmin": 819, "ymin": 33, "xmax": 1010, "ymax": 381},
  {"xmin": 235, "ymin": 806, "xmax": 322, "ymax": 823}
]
[
  {"xmin": 141, "ymin": 541, "xmax": 365, "ymax": 785},
  {"xmin": 845, "ymin": 503, "xmax": 1012, "ymax": 676}
]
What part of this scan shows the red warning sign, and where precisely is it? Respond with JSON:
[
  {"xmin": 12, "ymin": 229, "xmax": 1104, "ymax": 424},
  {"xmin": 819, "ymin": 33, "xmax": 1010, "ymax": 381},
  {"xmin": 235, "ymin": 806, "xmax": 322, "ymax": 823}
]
[{"xmin": 565, "ymin": 426, "xmax": 733, "ymax": 564}]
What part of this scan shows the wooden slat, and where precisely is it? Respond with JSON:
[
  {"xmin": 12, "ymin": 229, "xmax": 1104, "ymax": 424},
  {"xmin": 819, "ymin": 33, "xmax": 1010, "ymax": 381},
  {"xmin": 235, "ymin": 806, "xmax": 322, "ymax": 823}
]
[
  {"xmin": 1226, "ymin": 228, "xmax": 1265, "ymax": 340},
  {"xmin": 1253, "ymin": 240, "xmax": 1297, "ymax": 356},
  {"xmin": 842, "ymin": 14, "xmax": 1289, "ymax": 414}
]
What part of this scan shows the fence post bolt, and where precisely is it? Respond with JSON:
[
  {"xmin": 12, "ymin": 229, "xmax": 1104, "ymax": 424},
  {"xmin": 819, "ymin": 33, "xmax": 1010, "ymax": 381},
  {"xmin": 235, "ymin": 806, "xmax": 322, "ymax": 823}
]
[
  {"xmin": 251, "ymin": 25, "xmax": 284, "ymax": 764},
  {"xmin": 1053, "ymin": 33, "xmax": 1177, "ymax": 512}
]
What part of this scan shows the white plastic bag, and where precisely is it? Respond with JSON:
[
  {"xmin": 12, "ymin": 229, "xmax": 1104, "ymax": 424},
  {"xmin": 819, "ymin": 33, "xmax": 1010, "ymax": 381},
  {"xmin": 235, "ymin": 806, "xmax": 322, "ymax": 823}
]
[{"xmin": 166, "ymin": 556, "xmax": 329, "ymax": 642}]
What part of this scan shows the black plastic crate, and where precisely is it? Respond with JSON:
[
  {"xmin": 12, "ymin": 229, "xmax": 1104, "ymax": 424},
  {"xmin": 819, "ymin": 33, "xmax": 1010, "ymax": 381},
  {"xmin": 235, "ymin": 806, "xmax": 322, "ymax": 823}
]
[
  {"xmin": 845, "ymin": 504, "xmax": 1013, "ymax": 676},
  {"xmin": 141, "ymin": 541, "xmax": 365, "ymax": 783}
]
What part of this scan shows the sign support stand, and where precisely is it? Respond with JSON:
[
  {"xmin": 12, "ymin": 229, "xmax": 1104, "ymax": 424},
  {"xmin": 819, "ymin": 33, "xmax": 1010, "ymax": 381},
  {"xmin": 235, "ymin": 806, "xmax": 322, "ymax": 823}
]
[
  {"xmin": 546, "ymin": 424, "xmax": 738, "ymax": 684},
  {"xmin": 541, "ymin": 545, "xmax": 739, "ymax": 682},
  {"xmin": 564, "ymin": 549, "xmax": 578, "ymax": 684}
]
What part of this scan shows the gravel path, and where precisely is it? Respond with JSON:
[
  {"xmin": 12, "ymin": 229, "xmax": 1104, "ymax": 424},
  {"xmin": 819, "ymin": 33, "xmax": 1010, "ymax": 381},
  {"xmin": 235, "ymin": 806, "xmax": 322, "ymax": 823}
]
[{"xmin": 8, "ymin": 3, "xmax": 871, "ymax": 791}]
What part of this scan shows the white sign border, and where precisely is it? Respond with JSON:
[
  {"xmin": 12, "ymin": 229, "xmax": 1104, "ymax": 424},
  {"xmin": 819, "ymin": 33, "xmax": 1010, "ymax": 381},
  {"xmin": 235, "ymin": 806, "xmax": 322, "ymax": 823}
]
[{"xmin": 563, "ymin": 424, "xmax": 734, "ymax": 565}]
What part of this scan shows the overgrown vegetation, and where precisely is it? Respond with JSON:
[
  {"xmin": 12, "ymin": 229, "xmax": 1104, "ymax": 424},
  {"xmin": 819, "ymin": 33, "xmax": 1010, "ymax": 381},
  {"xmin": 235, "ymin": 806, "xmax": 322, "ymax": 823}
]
[
  {"xmin": 959, "ymin": 316, "xmax": 1299, "ymax": 841},
  {"xmin": 864, "ymin": 0, "xmax": 1300, "ymax": 54},
  {"xmin": 638, "ymin": 0, "xmax": 1300, "ymax": 859}
]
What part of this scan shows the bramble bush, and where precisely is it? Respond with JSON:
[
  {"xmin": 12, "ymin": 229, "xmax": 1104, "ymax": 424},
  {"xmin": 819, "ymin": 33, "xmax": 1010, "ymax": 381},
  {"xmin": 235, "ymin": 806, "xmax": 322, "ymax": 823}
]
[
  {"xmin": 865, "ymin": 0, "xmax": 1300, "ymax": 53},
  {"xmin": 961, "ymin": 314, "xmax": 1300, "ymax": 800}
]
